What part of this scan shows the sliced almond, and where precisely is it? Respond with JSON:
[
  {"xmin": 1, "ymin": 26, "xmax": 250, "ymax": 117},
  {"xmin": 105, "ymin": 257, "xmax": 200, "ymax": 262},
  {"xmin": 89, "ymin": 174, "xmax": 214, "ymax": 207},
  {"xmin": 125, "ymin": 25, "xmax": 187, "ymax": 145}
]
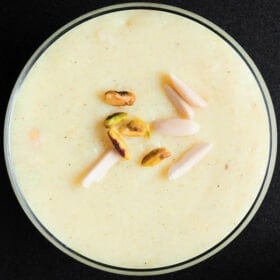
[
  {"xmin": 164, "ymin": 84, "xmax": 194, "ymax": 119},
  {"xmin": 153, "ymin": 118, "xmax": 199, "ymax": 136},
  {"xmin": 169, "ymin": 73, "xmax": 207, "ymax": 108},
  {"xmin": 82, "ymin": 149, "xmax": 121, "ymax": 187},
  {"xmin": 29, "ymin": 127, "xmax": 40, "ymax": 146},
  {"xmin": 168, "ymin": 143, "xmax": 212, "ymax": 180}
]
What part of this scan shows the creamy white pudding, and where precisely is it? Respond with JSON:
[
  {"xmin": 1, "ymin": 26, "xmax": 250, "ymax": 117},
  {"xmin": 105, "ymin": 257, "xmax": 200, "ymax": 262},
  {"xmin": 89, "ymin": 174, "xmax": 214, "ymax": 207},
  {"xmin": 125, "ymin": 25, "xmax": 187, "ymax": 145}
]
[{"xmin": 9, "ymin": 9, "xmax": 270, "ymax": 269}]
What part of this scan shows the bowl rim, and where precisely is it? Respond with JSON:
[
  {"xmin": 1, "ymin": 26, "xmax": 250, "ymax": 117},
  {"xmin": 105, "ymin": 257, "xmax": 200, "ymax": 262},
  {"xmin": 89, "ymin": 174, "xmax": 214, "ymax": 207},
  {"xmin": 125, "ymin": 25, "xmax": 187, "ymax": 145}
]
[{"xmin": 4, "ymin": 2, "xmax": 278, "ymax": 276}]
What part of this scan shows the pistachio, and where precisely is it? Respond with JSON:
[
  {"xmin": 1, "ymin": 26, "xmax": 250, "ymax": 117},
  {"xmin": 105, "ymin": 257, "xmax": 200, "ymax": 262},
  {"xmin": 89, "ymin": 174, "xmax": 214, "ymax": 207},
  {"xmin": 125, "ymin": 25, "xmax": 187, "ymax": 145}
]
[
  {"xmin": 107, "ymin": 128, "xmax": 130, "ymax": 159},
  {"xmin": 120, "ymin": 118, "xmax": 150, "ymax": 137},
  {"xmin": 104, "ymin": 90, "xmax": 136, "ymax": 106},
  {"xmin": 141, "ymin": 148, "xmax": 171, "ymax": 167},
  {"xmin": 104, "ymin": 112, "xmax": 128, "ymax": 128}
]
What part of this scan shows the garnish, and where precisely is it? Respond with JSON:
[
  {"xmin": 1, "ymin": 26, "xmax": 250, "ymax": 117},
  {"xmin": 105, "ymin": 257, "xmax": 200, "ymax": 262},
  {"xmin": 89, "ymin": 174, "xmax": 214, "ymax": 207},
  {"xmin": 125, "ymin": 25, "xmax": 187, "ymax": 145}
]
[
  {"xmin": 169, "ymin": 73, "xmax": 207, "ymax": 108},
  {"xmin": 153, "ymin": 118, "xmax": 200, "ymax": 136},
  {"xmin": 168, "ymin": 143, "xmax": 212, "ymax": 180},
  {"xmin": 82, "ymin": 72, "xmax": 211, "ymax": 186},
  {"xmin": 104, "ymin": 112, "xmax": 128, "ymax": 128},
  {"xmin": 107, "ymin": 128, "xmax": 130, "ymax": 159},
  {"xmin": 164, "ymin": 84, "xmax": 194, "ymax": 119},
  {"xmin": 120, "ymin": 117, "xmax": 150, "ymax": 137},
  {"xmin": 82, "ymin": 149, "xmax": 121, "ymax": 188},
  {"xmin": 141, "ymin": 148, "xmax": 171, "ymax": 167},
  {"xmin": 104, "ymin": 90, "xmax": 136, "ymax": 106}
]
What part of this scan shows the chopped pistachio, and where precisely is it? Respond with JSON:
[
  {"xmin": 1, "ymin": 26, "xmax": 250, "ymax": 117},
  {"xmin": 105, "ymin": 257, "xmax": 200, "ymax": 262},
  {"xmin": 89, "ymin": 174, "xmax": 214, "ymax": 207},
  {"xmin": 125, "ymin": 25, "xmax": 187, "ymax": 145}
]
[
  {"xmin": 104, "ymin": 112, "xmax": 128, "ymax": 128},
  {"xmin": 141, "ymin": 148, "xmax": 171, "ymax": 167},
  {"xmin": 104, "ymin": 90, "xmax": 136, "ymax": 106},
  {"xmin": 120, "ymin": 118, "xmax": 150, "ymax": 137},
  {"xmin": 107, "ymin": 128, "xmax": 130, "ymax": 159}
]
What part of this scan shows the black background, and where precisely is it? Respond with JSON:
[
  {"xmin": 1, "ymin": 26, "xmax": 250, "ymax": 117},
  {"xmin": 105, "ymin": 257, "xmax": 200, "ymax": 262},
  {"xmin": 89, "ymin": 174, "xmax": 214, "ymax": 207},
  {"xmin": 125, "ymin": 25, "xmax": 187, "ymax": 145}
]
[{"xmin": 1, "ymin": 1, "xmax": 280, "ymax": 279}]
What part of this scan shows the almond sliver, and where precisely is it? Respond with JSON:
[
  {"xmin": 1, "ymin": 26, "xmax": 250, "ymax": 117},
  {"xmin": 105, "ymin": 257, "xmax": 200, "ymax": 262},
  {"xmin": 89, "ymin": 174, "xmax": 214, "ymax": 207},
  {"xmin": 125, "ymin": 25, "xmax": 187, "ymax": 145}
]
[
  {"xmin": 164, "ymin": 84, "xmax": 194, "ymax": 119},
  {"xmin": 82, "ymin": 149, "xmax": 121, "ymax": 188},
  {"xmin": 169, "ymin": 73, "xmax": 207, "ymax": 108},
  {"xmin": 168, "ymin": 142, "xmax": 212, "ymax": 180},
  {"xmin": 153, "ymin": 118, "xmax": 199, "ymax": 136}
]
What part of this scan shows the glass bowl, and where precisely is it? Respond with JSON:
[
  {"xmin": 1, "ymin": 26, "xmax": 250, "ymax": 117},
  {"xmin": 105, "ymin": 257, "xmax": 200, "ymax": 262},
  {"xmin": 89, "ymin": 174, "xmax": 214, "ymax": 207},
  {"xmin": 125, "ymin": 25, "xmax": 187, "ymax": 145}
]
[{"xmin": 4, "ymin": 2, "xmax": 277, "ymax": 276}]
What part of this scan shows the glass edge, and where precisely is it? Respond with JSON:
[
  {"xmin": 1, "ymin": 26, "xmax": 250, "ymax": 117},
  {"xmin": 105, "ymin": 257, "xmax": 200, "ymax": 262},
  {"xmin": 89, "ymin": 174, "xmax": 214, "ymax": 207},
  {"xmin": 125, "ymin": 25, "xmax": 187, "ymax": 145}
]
[{"xmin": 3, "ymin": 2, "xmax": 278, "ymax": 276}]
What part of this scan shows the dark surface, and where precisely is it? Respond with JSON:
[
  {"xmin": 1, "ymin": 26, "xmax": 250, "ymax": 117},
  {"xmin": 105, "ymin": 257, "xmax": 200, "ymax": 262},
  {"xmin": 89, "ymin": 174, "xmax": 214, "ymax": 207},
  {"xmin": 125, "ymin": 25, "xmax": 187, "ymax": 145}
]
[{"xmin": 1, "ymin": 0, "xmax": 279, "ymax": 279}]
